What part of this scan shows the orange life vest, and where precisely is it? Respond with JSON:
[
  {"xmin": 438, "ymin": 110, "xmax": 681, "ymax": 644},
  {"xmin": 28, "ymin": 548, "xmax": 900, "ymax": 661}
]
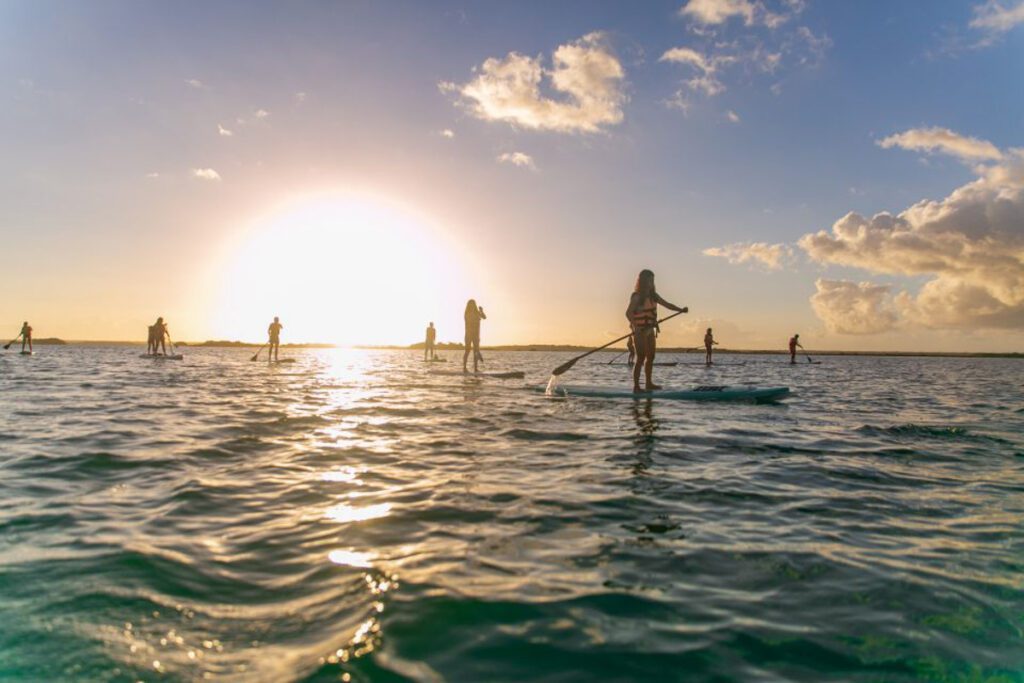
[{"xmin": 629, "ymin": 295, "xmax": 657, "ymax": 329}]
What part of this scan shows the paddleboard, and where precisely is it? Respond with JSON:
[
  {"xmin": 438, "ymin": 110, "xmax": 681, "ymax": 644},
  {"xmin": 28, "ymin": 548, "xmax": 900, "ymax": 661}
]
[
  {"xmin": 269, "ymin": 358, "xmax": 297, "ymax": 364},
  {"xmin": 542, "ymin": 384, "xmax": 789, "ymax": 402},
  {"xmin": 608, "ymin": 362, "xmax": 678, "ymax": 367},
  {"xmin": 431, "ymin": 370, "xmax": 526, "ymax": 379},
  {"xmin": 424, "ymin": 358, "xmax": 448, "ymax": 363},
  {"xmin": 140, "ymin": 354, "xmax": 184, "ymax": 360},
  {"xmin": 684, "ymin": 361, "xmax": 748, "ymax": 367},
  {"xmin": 19, "ymin": 351, "xmax": 34, "ymax": 356}
]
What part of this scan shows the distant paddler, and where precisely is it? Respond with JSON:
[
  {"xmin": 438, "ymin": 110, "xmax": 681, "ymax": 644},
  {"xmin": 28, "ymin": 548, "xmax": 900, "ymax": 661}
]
[
  {"xmin": 268, "ymin": 316, "xmax": 283, "ymax": 362},
  {"xmin": 789, "ymin": 333, "xmax": 803, "ymax": 364},
  {"xmin": 462, "ymin": 299, "xmax": 486, "ymax": 373},
  {"xmin": 704, "ymin": 327, "xmax": 719, "ymax": 366},
  {"xmin": 4, "ymin": 321, "xmax": 33, "ymax": 352},
  {"xmin": 425, "ymin": 321, "xmax": 437, "ymax": 360},
  {"xmin": 149, "ymin": 317, "xmax": 170, "ymax": 356},
  {"xmin": 626, "ymin": 269, "xmax": 687, "ymax": 393}
]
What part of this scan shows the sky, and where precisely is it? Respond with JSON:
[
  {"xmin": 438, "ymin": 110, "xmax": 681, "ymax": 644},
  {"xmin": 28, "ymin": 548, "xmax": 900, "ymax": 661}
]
[{"xmin": 1, "ymin": 0, "xmax": 1022, "ymax": 351}]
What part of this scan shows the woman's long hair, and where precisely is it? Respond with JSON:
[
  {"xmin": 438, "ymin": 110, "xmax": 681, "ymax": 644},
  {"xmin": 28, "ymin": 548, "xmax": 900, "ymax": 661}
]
[
  {"xmin": 464, "ymin": 299, "xmax": 477, "ymax": 318},
  {"xmin": 634, "ymin": 270, "xmax": 655, "ymax": 298}
]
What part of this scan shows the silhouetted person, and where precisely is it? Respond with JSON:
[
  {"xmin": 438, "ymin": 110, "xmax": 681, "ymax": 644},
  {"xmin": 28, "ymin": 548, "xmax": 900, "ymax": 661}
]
[
  {"xmin": 704, "ymin": 327, "xmax": 718, "ymax": 366},
  {"xmin": 268, "ymin": 316, "xmax": 283, "ymax": 361},
  {"xmin": 425, "ymin": 322, "xmax": 437, "ymax": 360},
  {"xmin": 19, "ymin": 321, "xmax": 32, "ymax": 352},
  {"xmin": 463, "ymin": 300, "xmax": 486, "ymax": 373},
  {"xmin": 147, "ymin": 324, "xmax": 157, "ymax": 355},
  {"xmin": 626, "ymin": 269, "xmax": 686, "ymax": 392},
  {"xmin": 152, "ymin": 317, "xmax": 169, "ymax": 355},
  {"xmin": 789, "ymin": 333, "xmax": 803, "ymax": 364}
]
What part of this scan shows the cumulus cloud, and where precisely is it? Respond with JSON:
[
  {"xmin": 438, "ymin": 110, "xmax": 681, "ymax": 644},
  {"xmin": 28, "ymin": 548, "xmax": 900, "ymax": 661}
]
[
  {"xmin": 970, "ymin": 0, "xmax": 1024, "ymax": 33},
  {"xmin": 878, "ymin": 127, "xmax": 1002, "ymax": 162},
  {"xmin": 440, "ymin": 129, "xmax": 455, "ymax": 139},
  {"xmin": 800, "ymin": 140, "xmax": 1024, "ymax": 329},
  {"xmin": 254, "ymin": 109, "xmax": 270, "ymax": 119},
  {"xmin": 703, "ymin": 241, "xmax": 792, "ymax": 269},
  {"xmin": 662, "ymin": 3, "xmax": 825, "ymax": 108},
  {"xmin": 217, "ymin": 124, "xmax": 233, "ymax": 137},
  {"xmin": 810, "ymin": 279, "xmax": 899, "ymax": 334},
  {"xmin": 192, "ymin": 168, "xmax": 221, "ymax": 181},
  {"xmin": 497, "ymin": 152, "xmax": 536, "ymax": 170},
  {"xmin": 448, "ymin": 32, "xmax": 626, "ymax": 133}
]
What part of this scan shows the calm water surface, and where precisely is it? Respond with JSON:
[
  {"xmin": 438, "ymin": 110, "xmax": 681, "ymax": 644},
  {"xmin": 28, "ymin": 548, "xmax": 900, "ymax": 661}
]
[{"xmin": 1, "ymin": 347, "xmax": 1022, "ymax": 682}]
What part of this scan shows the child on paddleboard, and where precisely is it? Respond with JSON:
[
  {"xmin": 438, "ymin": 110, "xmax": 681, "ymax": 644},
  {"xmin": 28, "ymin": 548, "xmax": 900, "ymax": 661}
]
[
  {"xmin": 626, "ymin": 269, "xmax": 686, "ymax": 393},
  {"xmin": 462, "ymin": 300, "xmax": 486, "ymax": 373},
  {"xmin": 704, "ymin": 327, "xmax": 718, "ymax": 366}
]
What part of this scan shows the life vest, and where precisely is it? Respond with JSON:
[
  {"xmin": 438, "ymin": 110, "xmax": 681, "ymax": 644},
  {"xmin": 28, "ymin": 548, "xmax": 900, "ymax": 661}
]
[{"xmin": 629, "ymin": 295, "xmax": 657, "ymax": 329}]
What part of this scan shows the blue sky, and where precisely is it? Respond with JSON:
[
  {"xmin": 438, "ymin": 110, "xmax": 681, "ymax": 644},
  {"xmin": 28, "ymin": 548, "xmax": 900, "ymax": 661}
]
[{"xmin": 1, "ymin": 0, "xmax": 1022, "ymax": 349}]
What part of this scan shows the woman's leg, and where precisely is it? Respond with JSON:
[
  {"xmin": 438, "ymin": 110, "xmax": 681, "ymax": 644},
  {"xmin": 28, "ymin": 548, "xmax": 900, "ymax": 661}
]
[
  {"xmin": 463, "ymin": 338, "xmax": 470, "ymax": 371},
  {"xmin": 632, "ymin": 332, "xmax": 645, "ymax": 391},
  {"xmin": 645, "ymin": 335, "xmax": 659, "ymax": 390}
]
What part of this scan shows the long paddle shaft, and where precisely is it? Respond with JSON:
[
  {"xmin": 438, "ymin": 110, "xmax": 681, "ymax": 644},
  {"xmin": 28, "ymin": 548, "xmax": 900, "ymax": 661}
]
[
  {"xmin": 552, "ymin": 310, "xmax": 686, "ymax": 377},
  {"xmin": 607, "ymin": 350, "xmax": 627, "ymax": 364},
  {"xmin": 251, "ymin": 343, "xmax": 268, "ymax": 361},
  {"xmin": 3, "ymin": 334, "xmax": 21, "ymax": 351}
]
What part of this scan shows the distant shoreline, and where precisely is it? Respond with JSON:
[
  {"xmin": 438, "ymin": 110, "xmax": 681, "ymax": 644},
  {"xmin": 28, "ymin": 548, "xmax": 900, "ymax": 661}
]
[{"xmin": 42, "ymin": 340, "xmax": 1023, "ymax": 358}]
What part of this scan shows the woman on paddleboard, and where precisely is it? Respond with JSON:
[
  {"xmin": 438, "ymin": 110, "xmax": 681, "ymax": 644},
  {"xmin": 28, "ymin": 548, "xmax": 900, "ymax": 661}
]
[
  {"xmin": 425, "ymin": 322, "xmax": 437, "ymax": 361},
  {"xmin": 151, "ymin": 317, "xmax": 169, "ymax": 356},
  {"xmin": 19, "ymin": 321, "xmax": 32, "ymax": 353},
  {"xmin": 462, "ymin": 300, "xmax": 486, "ymax": 373},
  {"xmin": 626, "ymin": 270, "xmax": 686, "ymax": 393},
  {"xmin": 789, "ymin": 333, "xmax": 803, "ymax": 364},
  {"xmin": 704, "ymin": 327, "xmax": 718, "ymax": 366}
]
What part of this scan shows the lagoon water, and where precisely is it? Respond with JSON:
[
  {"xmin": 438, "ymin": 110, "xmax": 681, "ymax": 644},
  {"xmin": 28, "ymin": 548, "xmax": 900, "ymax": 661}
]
[{"xmin": 1, "ymin": 347, "xmax": 1022, "ymax": 682}]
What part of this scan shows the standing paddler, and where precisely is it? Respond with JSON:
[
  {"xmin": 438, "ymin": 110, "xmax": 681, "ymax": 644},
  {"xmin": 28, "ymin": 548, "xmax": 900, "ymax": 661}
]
[
  {"xmin": 788, "ymin": 333, "xmax": 803, "ymax": 364},
  {"xmin": 150, "ymin": 317, "xmax": 170, "ymax": 356},
  {"xmin": 704, "ymin": 327, "xmax": 718, "ymax": 366},
  {"xmin": 425, "ymin": 322, "xmax": 437, "ymax": 360},
  {"xmin": 626, "ymin": 269, "xmax": 687, "ymax": 393},
  {"xmin": 19, "ymin": 321, "xmax": 33, "ymax": 353},
  {"xmin": 462, "ymin": 300, "xmax": 486, "ymax": 373},
  {"xmin": 268, "ymin": 316, "xmax": 283, "ymax": 362}
]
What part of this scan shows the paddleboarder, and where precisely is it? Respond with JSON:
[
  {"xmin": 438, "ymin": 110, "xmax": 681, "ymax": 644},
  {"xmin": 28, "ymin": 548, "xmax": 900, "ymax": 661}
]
[
  {"xmin": 151, "ymin": 317, "xmax": 170, "ymax": 356},
  {"xmin": 626, "ymin": 269, "xmax": 687, "ymax": 393},
  {"xmin": 789, "ymin": 333, "xmax": 803, "ymax": 364},
  {"xmin": 462, "ymin": 300, "xmax": 486, "ymax": 373},
  {"xmin": 268, "ymin": 316, "xmax": 283, "ymax": 362},
  {"xmin": 704, "ymin": 327, "xmax": 718, "ymax": 366},
  {"xmin": 425, "ymin": 322, "xmax": 437, "ymax": 360},
  {"xmin": 20, "ymin": 321, "xmax": 32, "ymax": 353}
]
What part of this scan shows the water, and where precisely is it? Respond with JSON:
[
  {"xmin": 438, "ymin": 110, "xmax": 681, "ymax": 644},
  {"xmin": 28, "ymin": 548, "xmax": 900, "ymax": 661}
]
[{"xmin": 1, "ymin": 347, "xmax": 1022, "ymax": 682}]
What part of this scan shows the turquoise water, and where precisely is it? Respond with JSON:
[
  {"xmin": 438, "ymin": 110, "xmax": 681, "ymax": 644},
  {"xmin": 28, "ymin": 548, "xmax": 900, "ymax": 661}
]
[{"xmin": 1, "ymin": 347, "xmax": 1022, "ymax": 682}]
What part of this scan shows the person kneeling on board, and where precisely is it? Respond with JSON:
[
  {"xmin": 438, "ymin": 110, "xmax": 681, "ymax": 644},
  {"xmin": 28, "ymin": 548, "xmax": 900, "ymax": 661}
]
[
  {"xmin": 268, "ymin": 316, "xmax": 283, "ymax": 362},
  {"xmin": 626, "ymin": 269, "xmax": 687, "ymax": 393}
]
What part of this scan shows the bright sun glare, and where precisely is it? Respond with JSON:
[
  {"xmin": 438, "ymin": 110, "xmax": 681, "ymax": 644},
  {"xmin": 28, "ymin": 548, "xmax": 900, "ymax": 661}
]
[{"xmin": 211, "ymin": 194, "xmax": 474, "ymax": 346}]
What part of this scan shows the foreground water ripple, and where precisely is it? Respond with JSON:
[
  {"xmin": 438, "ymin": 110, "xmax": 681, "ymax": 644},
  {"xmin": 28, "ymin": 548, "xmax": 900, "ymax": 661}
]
[{"xmin": 1, "ymin": 347, "xmax": 1022, "ymax": 681}]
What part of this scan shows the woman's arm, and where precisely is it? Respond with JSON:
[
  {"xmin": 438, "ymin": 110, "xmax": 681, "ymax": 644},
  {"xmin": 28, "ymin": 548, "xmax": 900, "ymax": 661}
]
[
  {"xmin": 625, "ymin": 293, "xmax": 640, "ymax": 321},
  {"xmin": 478, "ymin": 307, "xmax": 487, "ymax": 320},
  {"xmin": 654, "ymin": 293, "xmax": 688, "ymax": 313}
]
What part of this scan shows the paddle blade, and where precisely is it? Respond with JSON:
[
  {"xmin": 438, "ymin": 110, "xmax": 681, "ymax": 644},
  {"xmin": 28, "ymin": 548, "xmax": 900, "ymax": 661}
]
[{"xmin": 552, "ymin": 358, "xmax": 577, "ymax": 376}]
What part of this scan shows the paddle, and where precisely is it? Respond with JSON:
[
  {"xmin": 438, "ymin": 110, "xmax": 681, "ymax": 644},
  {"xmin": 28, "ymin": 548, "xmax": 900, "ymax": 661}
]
[
  {"xmin": 250, "ymin": 343, "xmax": 268, "ymax": 362},
  {"xmin": 3, "ymin": 334, "xmax": 21, "ymax": 351},
  {"xmin": 552, "ymin": 309, "xmax": 687, "ymax": 377},
  {"xmin": 606, "ymin": 350, "xmax": 627, "ymax": 364}
]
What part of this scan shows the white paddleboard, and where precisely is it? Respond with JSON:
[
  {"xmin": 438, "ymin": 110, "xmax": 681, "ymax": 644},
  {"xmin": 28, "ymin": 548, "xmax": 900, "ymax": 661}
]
[
  {"xmin": 431, "ymin": 369, "xmax": 525, "ymax": 379},
  {"xmin": 542, "ymin": 384, "xmax": 789, "ymax": 402},
  {"xmin": 140, "ymin": 354, "xmax": 184, "ymax": 361}
]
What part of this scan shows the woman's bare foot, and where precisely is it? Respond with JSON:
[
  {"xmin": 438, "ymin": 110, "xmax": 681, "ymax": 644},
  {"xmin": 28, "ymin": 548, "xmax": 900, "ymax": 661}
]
[
  {"xmin": 646, "ymin": 383, "xmax": 662, "ymax": 391},
  {"xmin": 633, "ymin": 385, "xmax": 644, "ymax": 393}
]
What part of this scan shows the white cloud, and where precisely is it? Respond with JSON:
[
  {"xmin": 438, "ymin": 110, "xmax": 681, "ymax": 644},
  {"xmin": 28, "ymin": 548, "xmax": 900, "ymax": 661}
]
[
  {"xmin": 144, "ymin": 172, "xmax": 160, "ymax": 179},
  {"xmin": 800, "ymin": 141, "xmax": 1024, "ymax": 329},
  {"xmin": 191, "ymin": 168, "xmax": 221, "ymax": 181},
  {"xmin": 970, "ymin": 0, "xmax": 1024, "ymax": 32},
  {"xmin": 294, "ymin": 91, "xmax": 307, "ymax": 103},
  {"xmin": 440, "ymin": 129, "xmax": 455, "ymax": 139},
  {"xmin": 254, "ymin": 109, "xmax": 270, "ymax": 119},
  {"xmin": 660, "ymin": 46, "xmax": 715, "ymax": 71},
  {"xmin": 810, "ymin": 279, "xmax": 899, "ymax": 334},
  {"xmin": 703, "ymin": 241, "xmax": 792, "ymax": 269},
  {"xmin": 217, "ymin": 124, "xmax": 233, "ymax": 137},
  {"xmin": 680, "ymin": 0, "xmax": 757, "ymax": 25},
  {"xmin": 497, "ymin": 151, "xmax": 536, "ymax": 170},
  {"xmin": 449, "ymin": 32, "xmax": 626, "ymax": 134},
  {"xmin": 726, "ymin": 109, "xmax": 740, "ymax": 123},
  {"xmin": 185, "ymin": 79, "xmax": 206, "ymax": 89},
  {"xmin": 878, "ymin": 127, "xmax": 1002, "ymax": 162}
]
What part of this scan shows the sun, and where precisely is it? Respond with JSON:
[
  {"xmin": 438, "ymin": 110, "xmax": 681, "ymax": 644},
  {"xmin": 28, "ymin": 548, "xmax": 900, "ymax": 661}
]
[{"xmin": 210, "ymin": 193, "xmax": 475, "ymax": 346}]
